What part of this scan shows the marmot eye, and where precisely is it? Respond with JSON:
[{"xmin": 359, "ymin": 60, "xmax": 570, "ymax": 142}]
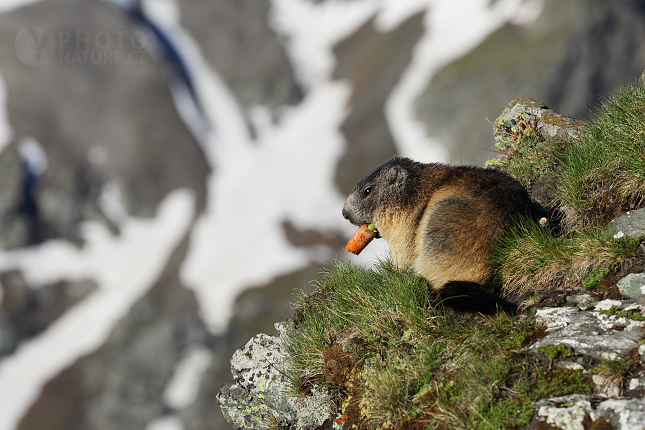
[{"xmin": 363, "ymin": 187, "xmax": 372, "ymax": 197}]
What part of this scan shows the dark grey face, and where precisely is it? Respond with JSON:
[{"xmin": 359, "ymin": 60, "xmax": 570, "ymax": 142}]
[
  {"xmin": 342, "ymin": 157, "xmax": 414, "ymax": 231},
  {"xmin": 341, "ymin": 171, "xmax": 380, "ymax": 226}
]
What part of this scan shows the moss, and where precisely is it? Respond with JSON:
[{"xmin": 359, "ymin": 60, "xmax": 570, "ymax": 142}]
[
  {"xmin": 584, "ymin": 266, "xmax": 611, "ymax": 289},
  {"xmin": 598, "ymin": 305, "xmax": 645, "ymax": 321},
  {"xmin": 538, "ymin": 343, "xmax": 574, "ymax": 360},
  {"xmin": 533, "ymin": 368, "xmax": 593, "ymax": 398}
]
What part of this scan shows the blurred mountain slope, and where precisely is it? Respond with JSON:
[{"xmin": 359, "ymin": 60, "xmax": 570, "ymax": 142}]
[{"xmin": 415, "ymin": 0, "xmax": 645, "ymax": 166}]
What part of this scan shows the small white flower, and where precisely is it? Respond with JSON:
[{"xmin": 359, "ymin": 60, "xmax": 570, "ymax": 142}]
[
  {"xmin": 539, "ymin": 217, "xmax": 547, "ymax": 226},
  {"xmin": 614, "ymin": 231, "xmax": 625, "ymax": 239}
]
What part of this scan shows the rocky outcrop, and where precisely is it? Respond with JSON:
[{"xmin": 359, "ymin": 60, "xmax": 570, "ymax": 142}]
[
  {"xmin": 489, "ymin": 97, "xmax": 582, "ymax": 209},
  {"xmin": 532, "ymin": 295, "xmax": 645, "ymax": 429},
  {"xmin": 491, "ymin": 97, "xmax": 582, "ymax": 163},
  {"xmin": 217, "ymin": 323, "xmax": 331, "ymax": 430},
  {"xmin": 533, "ymin": 300, "xmax": 645, "ymax": 361}
]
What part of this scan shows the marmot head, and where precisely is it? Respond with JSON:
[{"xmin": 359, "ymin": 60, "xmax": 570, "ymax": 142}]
[{"xmin": 342, "ymin": 157, "xmax": 423, "ymax": 233}]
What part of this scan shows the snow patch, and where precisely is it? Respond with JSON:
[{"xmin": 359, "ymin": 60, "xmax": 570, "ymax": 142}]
[
  {"xmin": 269, "ymin": 0, "xmax": 378, "ymax": 89},
  {"xmin": 145, "ymin": 415, "xmax": 184, "ymax": 430},
  {"xmin": 163, "ymin": 345, "xmax": 212, "ymax": 410}
]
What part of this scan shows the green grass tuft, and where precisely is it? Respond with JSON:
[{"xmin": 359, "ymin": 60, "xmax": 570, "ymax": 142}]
[
  {"xmin": 492, "ymin": 216, "xmax": 642, "ymax": 295},
  {"xmin": 555, "ymin": 80, "xmax": 645, "ymax": 228}
]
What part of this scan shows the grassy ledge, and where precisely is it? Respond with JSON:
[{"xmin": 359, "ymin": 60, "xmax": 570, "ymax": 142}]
[
  {"xmin": 285, "ymin": 260, "xmax": 591, "ymax": 429},
  {"xmin": 492, "ymin": 79, "xmax": 645, "ymax": 296},
  {"xmin": 492, "ymin": 218, "xmax": 642, "ymax": 296},
  {"xmin": 282, "ymin": 80, "xmax": 645, "ymax": 429}
]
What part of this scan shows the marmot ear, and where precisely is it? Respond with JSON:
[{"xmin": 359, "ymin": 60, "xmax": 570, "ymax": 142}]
[
  {"xmin": 387, "ymin": 166, "xmax": 407, "ymax": 184},
  {"xmin": 387, "ymin": 167, "xmax": 398, "ymax": 183}
]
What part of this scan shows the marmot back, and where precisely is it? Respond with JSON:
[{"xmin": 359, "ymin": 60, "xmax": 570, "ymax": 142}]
[{"xmin": 342, "ymin": 157, "xmax": 545, "ymax": 289}]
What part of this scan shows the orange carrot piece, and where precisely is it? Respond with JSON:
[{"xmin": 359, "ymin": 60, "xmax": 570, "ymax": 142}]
[{"xmin": 345, "ymin": 224, "xmax": 377, "ymax": 255}]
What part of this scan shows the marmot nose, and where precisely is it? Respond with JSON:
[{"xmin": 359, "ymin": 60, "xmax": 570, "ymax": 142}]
[{"xmin": 342, "ymin": 206, "xmax": 350, "ymax": 220}]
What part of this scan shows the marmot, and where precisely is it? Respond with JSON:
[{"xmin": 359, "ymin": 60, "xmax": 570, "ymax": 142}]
[{"xmin": 342, "ymin": 157, "xmax": 545, "ymax": 289}]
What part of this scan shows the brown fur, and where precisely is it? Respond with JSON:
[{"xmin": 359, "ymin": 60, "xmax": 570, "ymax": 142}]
[{"xmin": 342, "ymin": 157, "xmax": 545, "ymax": 289}]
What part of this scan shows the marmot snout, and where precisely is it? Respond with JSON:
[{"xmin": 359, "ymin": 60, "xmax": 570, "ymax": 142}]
[{"xmin": 342, "ymin": 157, "xmax": 545, "ymax": 289}]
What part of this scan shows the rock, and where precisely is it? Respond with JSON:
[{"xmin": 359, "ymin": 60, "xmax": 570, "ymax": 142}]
[
  {"xmin": 628, "ymin": 377, "xmax": 645, "ymax": 391},
  {"xmin": 217, "ymin": 322, "xmax": 331, "ymax": 430},
  {"xmin": 565, "ymin": 294, "xmax": 597, "ymax": 310},
  {"xmin": 610, "ymin": 208, "xmax": 645, "ymax": 239},
  {"xmin": 594, "ymin": 299, "xmax": 624, "ymax": 311},
  {"xmin": 561, "ymin": 362, "xmax": 587, "ymax": 372},
  {"xmin": 596, "ymin": 398, "xmax": 645, "ymax": 429},
  {"xmin": 486, "ymin": 97, "xmax": 581, "ymax": 207},
  {"xmin": 536, "ymin": 395, "xmax": 645, "ymax": 430},
  {"xmin": 534, "ymin": 307, "xmax": 581, "ymax": 332},
  {"xmin": 492, "ymin": 98, "xmax": 581, "ymax": 157},
  {"xmin": 617, "ymin": 273, "xmax": 645, "ymax": 300},
  {"xmin": 532, "ymin": 305, "xmax": 645, "ymax": 361},
  {"xmin": 536, "ymin": 395, "xmax": 591, "ymax": 430}
]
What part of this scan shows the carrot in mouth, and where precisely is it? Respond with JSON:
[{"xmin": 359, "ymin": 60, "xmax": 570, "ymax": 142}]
[{"xmin": 345, "ymin": 224, "xmax": 377, "ymax": 255}]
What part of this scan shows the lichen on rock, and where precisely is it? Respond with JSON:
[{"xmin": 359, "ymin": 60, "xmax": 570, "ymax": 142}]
[
  {"xmin": 487, "ymin": 98, "xmax": 581, "ymax": 209},
  {"xmin": 532, "ymin": 301, "xmax": 645, "ymax": 361},
  {"xmin": 217, "ymin": 322, "xmax": 332, "ymax": 430}
]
